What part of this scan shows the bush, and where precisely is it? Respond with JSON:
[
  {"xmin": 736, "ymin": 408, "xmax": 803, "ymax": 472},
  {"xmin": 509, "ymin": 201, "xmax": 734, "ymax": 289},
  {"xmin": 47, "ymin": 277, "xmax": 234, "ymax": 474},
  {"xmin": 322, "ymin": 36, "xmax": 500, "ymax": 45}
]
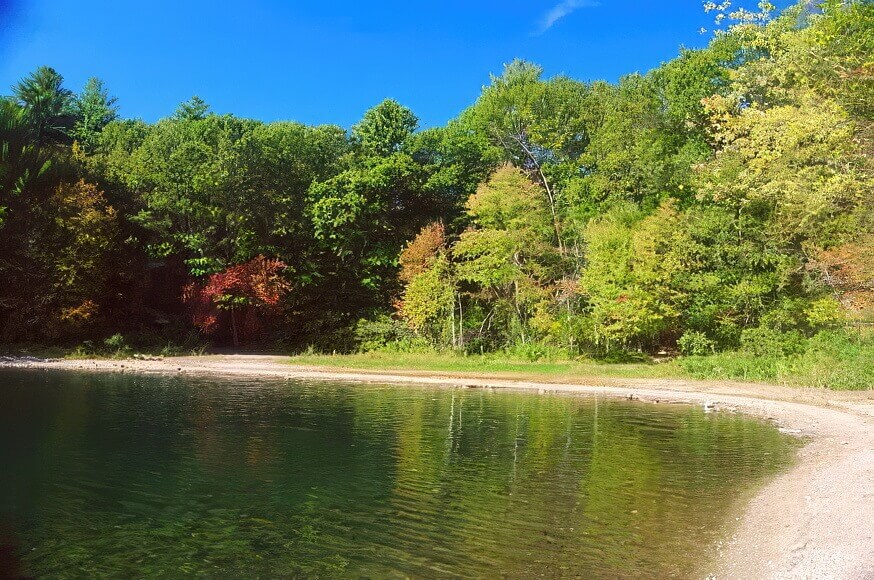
[
  {"xmin": 805, "ymin": 297, "xmax": 845, "ymax": 328},
  {"xmin": 740, "ymin": 327, "xmax": 806, "ymax": 357},
  {"xmin": 677, "ymin": 331, "xmax": 715, "ymax": 356},
  {"xmin": 505, "ymin": 342, "xmax": 572, "ymax": 362},
  {"xmin": 352, "ymin": 316, "xmax": 419, "ymax": 352},
  {"xmin": 103, "ymin": 333, "xmax": 129, "ymax": 352},
  {"xmin": 377, "ymin": 336, "xmax": 433, "ymax": 353}
]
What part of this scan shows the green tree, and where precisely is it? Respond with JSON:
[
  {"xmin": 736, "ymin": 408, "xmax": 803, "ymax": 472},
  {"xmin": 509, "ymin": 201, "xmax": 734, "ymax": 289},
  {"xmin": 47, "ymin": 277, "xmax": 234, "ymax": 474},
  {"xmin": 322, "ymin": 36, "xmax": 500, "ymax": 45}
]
[
  {"xmin": 453, "ymin": 166, "xmax": 558, "ymax": 345},
  {"xmin": 0, "ymin": 180, "xmax": 117, "ymax": 340},
  {"xmin": 122, "ymin": 112, "xmax": 336, "ymax": 276},
  {"xmin": 399, "ymin": 253, "xmax": 456, "ymax": 344},
  {"xmin": 173, "ymin": 96, "xmax": 210, "ymax": 121},
  {"xmin": 697, "ymin": 92, "xmax": 867, "ymax": 249},
  {"xmin": 352, "ymin": 99, "xmax": 418, "ymax": 157},
  {"xmin": 579, "ymin": 203, "xmax": 691, "ymax": 351},
  {"xmin": 12, "ymin": 66, "xmax": 74, "ymax": 146},
  {"xmin": 462, "ymin": 60, "xmax": 594, "ymax": 250},
  {"xmin": 0, "ymin": 100, "xmax": 53, "ymax": 220},
  {"xmin": 306, "ymin": 152, "xmax": 434, "ymax": 311},
  {"xmin": 70, "ymin": 77, "xmax": 119, "ymax": 152}
]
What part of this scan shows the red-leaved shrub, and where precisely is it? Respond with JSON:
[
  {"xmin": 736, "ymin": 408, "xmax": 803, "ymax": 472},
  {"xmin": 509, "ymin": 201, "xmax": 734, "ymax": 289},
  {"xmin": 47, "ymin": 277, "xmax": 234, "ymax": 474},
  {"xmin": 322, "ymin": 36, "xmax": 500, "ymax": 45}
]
[{"xmin": 183, "ymin": 256, "xmax": 290, "ymax": 345}]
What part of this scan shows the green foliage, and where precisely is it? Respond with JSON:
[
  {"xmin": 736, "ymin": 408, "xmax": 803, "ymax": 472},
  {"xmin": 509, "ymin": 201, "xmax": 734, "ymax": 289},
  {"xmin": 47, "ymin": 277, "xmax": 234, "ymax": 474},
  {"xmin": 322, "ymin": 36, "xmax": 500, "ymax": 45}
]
[
  {"xmin": 1, "ymin": 1, "xmax": 871, "ymax": 390},
  {"xmin": 652, "ymin": 41, "xmax": 735, "ymax": 127},
  {"xmin": 352, "ymin": 315, "xmax": 418, "ymax": 352},
  {"xmin": 578, "ymin": 202, "xmax": 690, "ymax": 351},
  {"xmin": 740, "ymin": 326, "xmax": 806, "ymax": 357},
  {"xmin": 126, "ymin": 113, "xmax": 269, "ymax": 273},
  {"xmin": 677, "ymin": 331, "xmax": 715, "ymax": 356},
  {"xmin": 12, "ymin": 65, "xmax": 74, "ymax": 145},
  {"xmin": 103, "ymin": 333, "xmax": 132, "ymax": 357},
  {"xmin": 465, "ymin": 165, "xmax": 554, "ymax": 236},
  {"xmin": 70, "ymin": 77, "xmax": 118, "ymax": 152},
  {"xmin": 466, "ymin": 60, "xmax": 593, "ymax": 168},
  {"xmin": 782, "ymin": 329, "xmax": 874, "ymax": 390},
  {"xmin": 805, "ymin": 296, "xmax": 845, "ymax": 328},
  {"xmin": 680, "ymin": 329, "xmax": 874, "ymax": 390},
  {"xmin": 697, "ymin": 93, "xmax": 866, "ymax": 248},
  {"xmin": 0, "ymin": 178, "xmax": 118, "ymax": 340},
  {"xmin": 0, "ymin": 99, "xmax": 54, "ymax": 199},
  {"xmin": 399, "ymin": 254, "xmax": 455, "ymax": 343},
  {"xmin": 452, "ymin": 167, "xmax": 558, "ymax": 346},
  {"xmin": 578, "ymin": 75, "xmax": 683, "ymax": 207},
  {"xmin": 286, "ymin": 349, "xmax": 678, "ymax": 379},
  {"xmin": 679, "ymin": 350, "xmax": 782, "ymax": 383},
  {"xmin": 504, "ymin": 341, "xmax": 573, "ymax": 362},
  {"xmin": 115, "ymin": 112, "xmax": 350, "ymax": 280},
  {"xmin": 173, "ymin": 96, "xmax": 210, "ymax": 120},
  {"xmin": 352, "ymin": 99, "xmax": 418, "ymax": 157}
]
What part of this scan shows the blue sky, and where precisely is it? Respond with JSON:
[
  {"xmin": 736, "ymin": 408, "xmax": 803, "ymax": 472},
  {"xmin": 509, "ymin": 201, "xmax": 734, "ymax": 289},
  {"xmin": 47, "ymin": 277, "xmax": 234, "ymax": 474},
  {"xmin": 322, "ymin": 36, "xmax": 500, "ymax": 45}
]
[{"xmin": 0, "ymin": 1, "xmax": 784, "ymax": 128}]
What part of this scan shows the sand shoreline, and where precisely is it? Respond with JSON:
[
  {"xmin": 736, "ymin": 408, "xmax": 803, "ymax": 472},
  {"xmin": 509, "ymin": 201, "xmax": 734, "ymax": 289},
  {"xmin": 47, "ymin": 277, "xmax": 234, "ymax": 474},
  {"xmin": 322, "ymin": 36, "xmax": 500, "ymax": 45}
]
[{"xmin": 2, "ymin": 355, "xmax": 872, "ymax": 579}]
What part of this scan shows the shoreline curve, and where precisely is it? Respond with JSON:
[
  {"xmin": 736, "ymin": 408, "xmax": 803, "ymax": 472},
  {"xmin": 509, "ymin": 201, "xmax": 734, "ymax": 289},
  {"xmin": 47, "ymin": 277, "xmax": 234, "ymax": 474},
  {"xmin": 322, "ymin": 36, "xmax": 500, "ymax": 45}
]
[{"xmin": 2, "ymin": 354, "xmax": 872, "ymax": 579}]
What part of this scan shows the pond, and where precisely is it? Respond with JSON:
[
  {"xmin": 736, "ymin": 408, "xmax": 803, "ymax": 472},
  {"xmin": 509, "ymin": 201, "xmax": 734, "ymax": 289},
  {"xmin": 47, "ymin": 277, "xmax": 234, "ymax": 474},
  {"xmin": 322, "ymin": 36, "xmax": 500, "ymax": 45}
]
[{"xmin": 0, "ymin": 369, "xmax": 797, "ymax": 577}]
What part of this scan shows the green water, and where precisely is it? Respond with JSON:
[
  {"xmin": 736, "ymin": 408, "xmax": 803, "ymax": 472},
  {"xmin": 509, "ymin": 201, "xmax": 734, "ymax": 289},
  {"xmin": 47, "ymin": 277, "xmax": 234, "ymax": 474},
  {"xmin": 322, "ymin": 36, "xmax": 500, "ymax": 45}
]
[{"xmin": 0, "ymin": 370, "xmax": 797, "ymax": 578}]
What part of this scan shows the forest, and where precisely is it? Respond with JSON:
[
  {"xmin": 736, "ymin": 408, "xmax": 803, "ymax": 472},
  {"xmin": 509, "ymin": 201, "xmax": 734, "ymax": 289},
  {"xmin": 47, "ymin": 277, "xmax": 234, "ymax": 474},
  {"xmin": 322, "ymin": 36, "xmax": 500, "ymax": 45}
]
[{"xmin": 1, "ymin": 1, "xmax": 871, "ymax": 387}]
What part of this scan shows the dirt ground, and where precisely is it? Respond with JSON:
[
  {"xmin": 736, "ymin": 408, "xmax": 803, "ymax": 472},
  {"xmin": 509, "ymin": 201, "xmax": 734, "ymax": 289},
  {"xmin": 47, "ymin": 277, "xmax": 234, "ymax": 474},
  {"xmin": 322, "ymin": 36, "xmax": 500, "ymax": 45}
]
[{"xmin": 3, "ymin": 354, "xmax": 872, "ymax": 579}]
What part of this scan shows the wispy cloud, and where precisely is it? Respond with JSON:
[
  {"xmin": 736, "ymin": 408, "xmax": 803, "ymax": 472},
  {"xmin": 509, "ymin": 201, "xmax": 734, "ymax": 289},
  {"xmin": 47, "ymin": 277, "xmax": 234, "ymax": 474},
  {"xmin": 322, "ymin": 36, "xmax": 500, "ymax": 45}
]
[{"xmin": 533, "ymin": 0, "xmax": 599, "ymax": 35}]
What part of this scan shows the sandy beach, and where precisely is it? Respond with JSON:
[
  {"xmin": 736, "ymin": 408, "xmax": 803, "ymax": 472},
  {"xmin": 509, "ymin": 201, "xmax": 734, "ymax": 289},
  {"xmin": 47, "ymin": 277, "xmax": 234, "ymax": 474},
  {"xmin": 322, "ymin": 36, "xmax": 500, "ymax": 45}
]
[{"xmin": 2, "ymin": 354, "xmax": 872, "ymax": 579}]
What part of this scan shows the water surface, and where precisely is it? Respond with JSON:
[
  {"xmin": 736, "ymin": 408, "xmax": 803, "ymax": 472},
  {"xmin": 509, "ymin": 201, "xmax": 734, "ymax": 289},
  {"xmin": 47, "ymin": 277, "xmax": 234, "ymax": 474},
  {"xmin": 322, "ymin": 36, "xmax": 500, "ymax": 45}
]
[{"xmin": 0, "ymin": 369, "xmax": 797, "ymax": 577}]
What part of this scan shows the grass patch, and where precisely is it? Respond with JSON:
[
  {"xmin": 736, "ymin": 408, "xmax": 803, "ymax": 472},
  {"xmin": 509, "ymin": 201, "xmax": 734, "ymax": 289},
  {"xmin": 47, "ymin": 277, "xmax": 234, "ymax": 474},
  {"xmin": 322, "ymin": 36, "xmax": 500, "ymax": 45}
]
[
  {"xmin": 8, "ymin": 329, "xmax": 870, "ymax": 391},
  {"xmin": 289, "ymin": 329, "xmax": 873, "ymax": 390},
  {"xmin": 285, "ymin": 350, "xmax": 681, "ymax": 380},
  {"xmin": 680, "ymin": 329, "xmax": 874, "ymax": 390}
]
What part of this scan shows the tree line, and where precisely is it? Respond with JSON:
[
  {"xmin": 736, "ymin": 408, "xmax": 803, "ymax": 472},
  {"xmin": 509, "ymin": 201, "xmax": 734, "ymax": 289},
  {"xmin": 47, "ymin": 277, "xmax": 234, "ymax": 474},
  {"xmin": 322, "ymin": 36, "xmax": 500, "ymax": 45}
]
[{"xmin": 0, "ymin": 0, "xmax": 870, "ymax": 360}]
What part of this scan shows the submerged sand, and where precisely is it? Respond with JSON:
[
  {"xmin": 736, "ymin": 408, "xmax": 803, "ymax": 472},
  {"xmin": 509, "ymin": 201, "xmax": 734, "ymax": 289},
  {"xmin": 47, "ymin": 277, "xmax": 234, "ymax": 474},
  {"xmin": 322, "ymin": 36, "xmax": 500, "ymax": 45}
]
[{"xmin": 2, "ymin": 354, "xmax": 872, "ymax": 579}]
